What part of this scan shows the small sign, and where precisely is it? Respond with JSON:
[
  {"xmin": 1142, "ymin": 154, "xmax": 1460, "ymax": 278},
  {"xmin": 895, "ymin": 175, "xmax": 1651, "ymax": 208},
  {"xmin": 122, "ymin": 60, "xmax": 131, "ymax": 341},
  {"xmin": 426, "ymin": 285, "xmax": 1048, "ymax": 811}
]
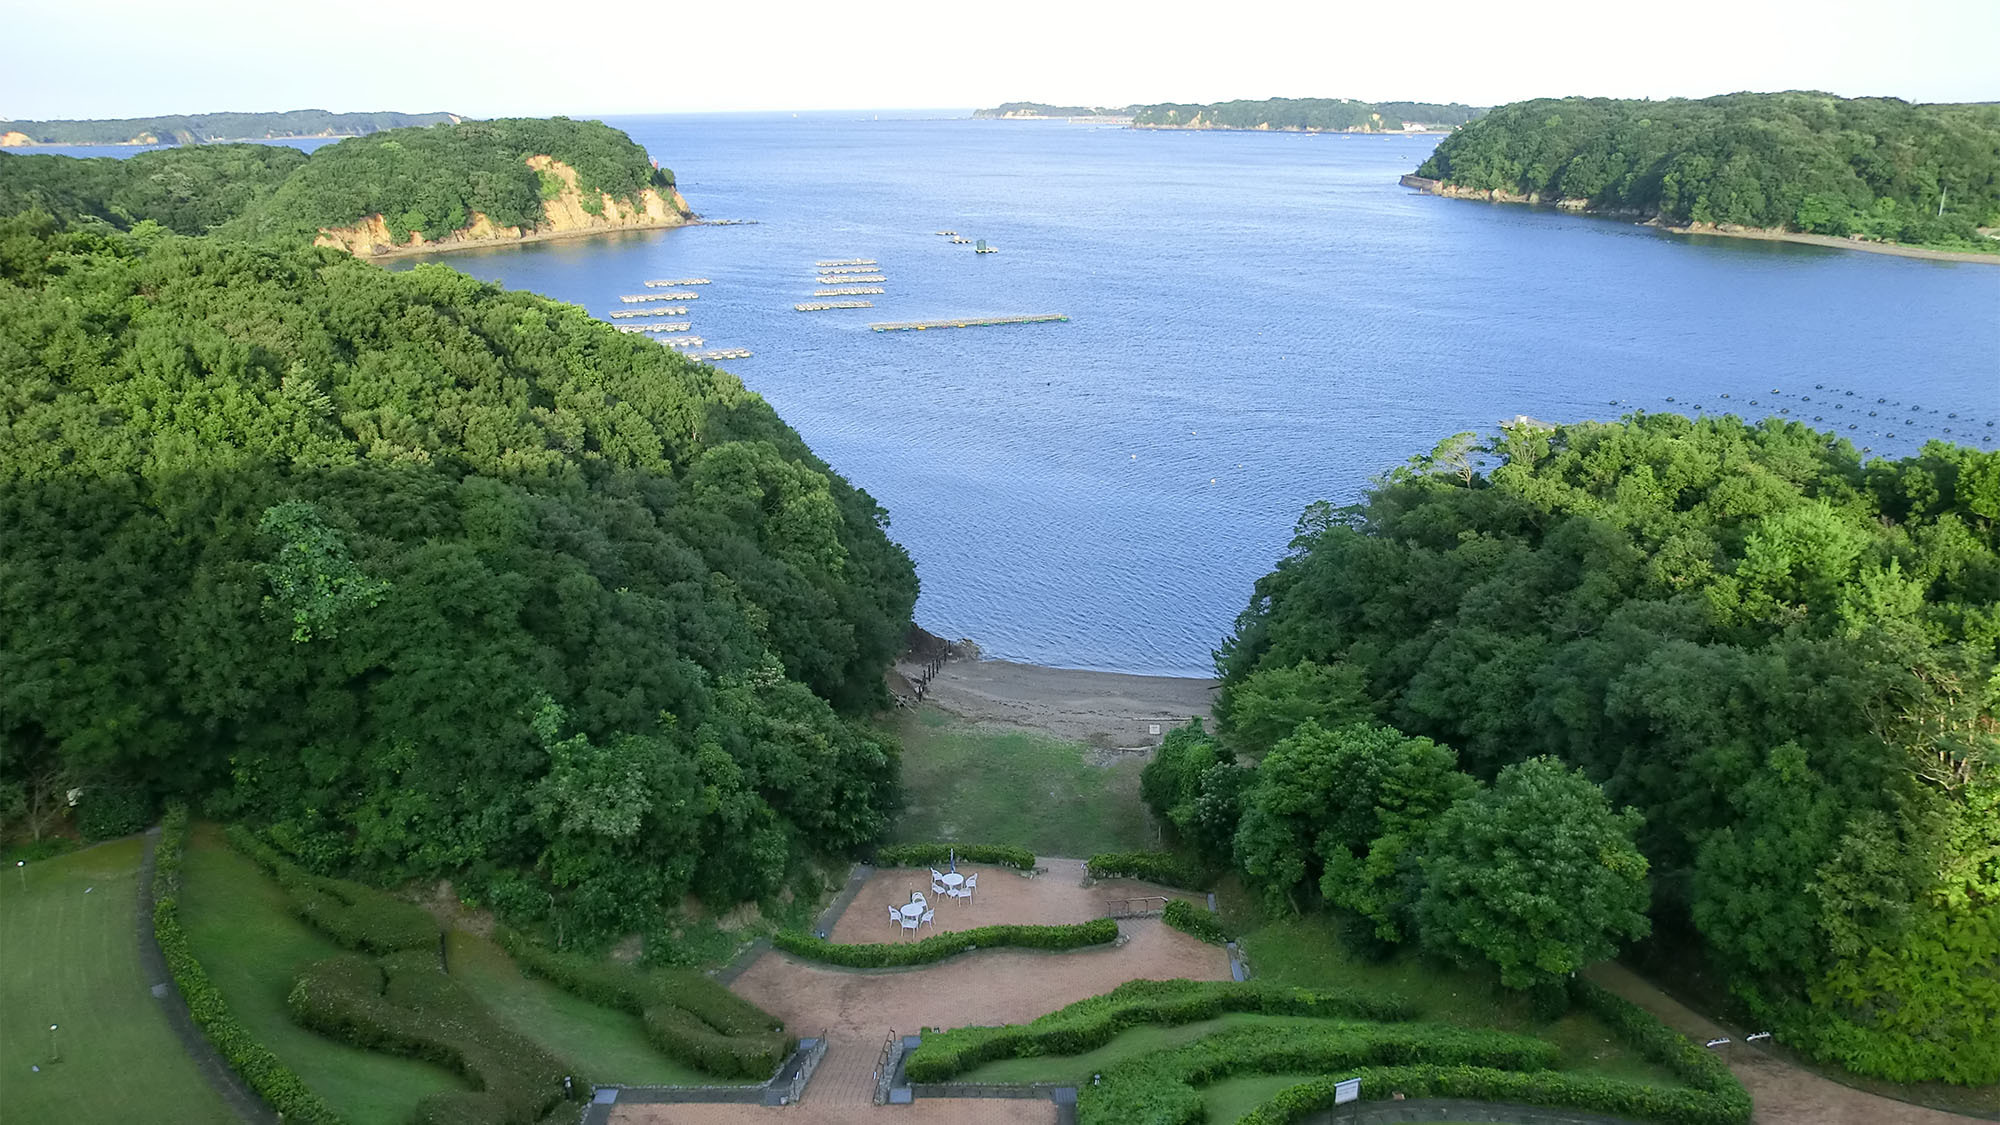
[
  {"xmin": 1334, "ymin": 1077, "xmax": 1361, "ymax": 1105},
  {"xmin": 1148, "ymin": 723, "xmax": 1161, "ymax": 736}
]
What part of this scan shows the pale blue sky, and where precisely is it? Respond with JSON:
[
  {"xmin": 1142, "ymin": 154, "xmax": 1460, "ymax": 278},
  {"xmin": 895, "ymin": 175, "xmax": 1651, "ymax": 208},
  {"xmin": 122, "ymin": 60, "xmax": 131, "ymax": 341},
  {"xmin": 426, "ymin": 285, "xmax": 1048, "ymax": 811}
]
[{"xmin": 3, "ymin": 0, "xmax": 1995, "ymax": 121}]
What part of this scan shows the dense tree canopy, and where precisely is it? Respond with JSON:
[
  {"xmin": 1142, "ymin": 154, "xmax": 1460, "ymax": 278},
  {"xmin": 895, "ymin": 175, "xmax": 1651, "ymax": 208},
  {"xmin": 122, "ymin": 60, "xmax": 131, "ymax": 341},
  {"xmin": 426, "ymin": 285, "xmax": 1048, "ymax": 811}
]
[
  {"xmin": 0, "ymin": 109, "xmax": 456, "ymax": 146},
  {"xmin": 1417, "ymin": 92, "xmax": 2000, "ymax": 250},
  {"xmin": 0, "ymin": 117, "xmax": 675, "ymax": 246},
  {"xmin": 0, "ymin": 220, "xmax": 918, "ymax": 944},
  {"xmin": 1133, "ymin": 98, "xmax": 1485, "ymax": 132},
  {"xmin": 1208, "ymin": 415, "xmax": 1999, "ymax": 1083}
]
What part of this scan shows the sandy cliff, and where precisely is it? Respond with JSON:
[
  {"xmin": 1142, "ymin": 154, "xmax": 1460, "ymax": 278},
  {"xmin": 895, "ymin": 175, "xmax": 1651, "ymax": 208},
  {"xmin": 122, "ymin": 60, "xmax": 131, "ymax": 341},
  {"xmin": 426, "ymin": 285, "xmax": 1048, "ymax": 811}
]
[{"xmin": 312, "ymin": 155, "xmax": 693, "ymax": 258}]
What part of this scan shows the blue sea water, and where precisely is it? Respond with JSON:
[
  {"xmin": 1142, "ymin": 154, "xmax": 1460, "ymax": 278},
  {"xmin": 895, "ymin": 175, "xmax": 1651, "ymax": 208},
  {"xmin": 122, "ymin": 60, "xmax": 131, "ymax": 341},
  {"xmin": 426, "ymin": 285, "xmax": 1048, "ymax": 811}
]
[{"xmin": 119, "ymin": 113, "xmax": 2000, "ymax": 677}]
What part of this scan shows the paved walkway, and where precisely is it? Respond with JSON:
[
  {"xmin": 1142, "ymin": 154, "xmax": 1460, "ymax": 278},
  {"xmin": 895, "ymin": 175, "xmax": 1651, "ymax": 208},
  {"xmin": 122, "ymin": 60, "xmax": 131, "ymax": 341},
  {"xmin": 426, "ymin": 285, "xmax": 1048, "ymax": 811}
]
[
  {"xmin": 137, "ymin": 826, "xmax": 275, "ymax": 1124},
  {"xmin": 1586, "ymin": 964, "xmax": 1981, "ymax": 1125}
]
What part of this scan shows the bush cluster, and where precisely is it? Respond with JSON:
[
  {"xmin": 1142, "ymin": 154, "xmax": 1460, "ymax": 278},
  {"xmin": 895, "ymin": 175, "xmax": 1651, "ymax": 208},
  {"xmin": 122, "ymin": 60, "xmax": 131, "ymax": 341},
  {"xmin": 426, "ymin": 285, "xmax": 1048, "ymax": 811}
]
[
  {"xmin": 77, "ymin": 784, "xmax": 155, "ymax": 840},
  {"xmin": 1085, "ymin": 851, "xmax": 1210, "ymax": 889},
  {"xmin": 1235, "ymin": 1063, "xmax": 1748, "ymax": 1125},
  {"xmin": 495, "ymin": 928, "xmax": 788, "ymax": 1079},
  {"xmin": 873, "ymin": 843, "xmax": 1035, "ymax": 871},
  {"xmin": 1077, "ymin": 1023, "xmax": 1559, "ymax": 1125},
  {"xmin": 287, "ymin": 950, "xmax": 574, "ymax": 1124},
  {"xmin": 906, "ymin": 978, "xmax": 1416, "ymax": 1082},
  {"xmin": 1160, "ymin": 899, "xmax": 1229, "ymax": 944},
  {"xmin": 152, "ymin": 807, "xmax": 340, "ymax": 1123},
  {"xmin": 773, "ymin": 918, "xmax": 1117, "ymax": 969},
  {"xmin": 226, "ymin": 826, "xmax": 439, "ymax": 954}
]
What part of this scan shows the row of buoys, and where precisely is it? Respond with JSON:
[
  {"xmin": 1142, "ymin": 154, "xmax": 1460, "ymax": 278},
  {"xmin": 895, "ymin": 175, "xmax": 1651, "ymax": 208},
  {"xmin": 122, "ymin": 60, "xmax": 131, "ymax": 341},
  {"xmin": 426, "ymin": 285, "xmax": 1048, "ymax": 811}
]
[{"xmin": 1604, "ymin": 383, "xmax": 1995, "ymax": 450}]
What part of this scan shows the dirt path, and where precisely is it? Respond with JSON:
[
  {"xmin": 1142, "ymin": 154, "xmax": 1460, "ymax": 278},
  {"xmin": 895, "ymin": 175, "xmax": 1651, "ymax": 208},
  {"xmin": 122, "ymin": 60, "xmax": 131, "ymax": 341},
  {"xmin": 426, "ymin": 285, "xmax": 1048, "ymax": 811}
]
[
  {"xmin": 1586, "ymin": 964, "xmax": 1982, "ymax": 1125},
  {"xmin": 913, "ymin": 658, "xmax": 1216, "ymax": 746}
]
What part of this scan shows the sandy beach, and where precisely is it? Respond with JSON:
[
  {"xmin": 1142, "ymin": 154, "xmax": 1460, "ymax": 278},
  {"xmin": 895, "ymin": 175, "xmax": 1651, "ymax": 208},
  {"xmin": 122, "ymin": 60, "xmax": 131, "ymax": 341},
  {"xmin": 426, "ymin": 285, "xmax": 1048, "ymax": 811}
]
[
  {"xmin": 1660, "ymin": 224, "xmax": 2000, "ymax": 265},
  {"xmin": 904, "ymin": 656, "xmax": 1217, "ymax": 747}
]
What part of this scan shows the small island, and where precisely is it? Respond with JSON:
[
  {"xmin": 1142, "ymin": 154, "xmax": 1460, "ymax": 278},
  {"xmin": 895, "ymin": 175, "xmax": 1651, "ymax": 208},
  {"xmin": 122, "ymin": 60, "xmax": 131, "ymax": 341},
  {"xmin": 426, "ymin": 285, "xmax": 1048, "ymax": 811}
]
[
  {"xmin": 0, "ymin": 108, "xmax": 459, "ymax": 147},
  {"xmin": 973, "ymin": 101, "xmax": 1132, "ymax": 120},
  {"xmin": 976, "ymin": 97, "xmax": 1485, "ymax": 132},
  {"xmin": 1409, "ymin": 91, "xmax": 2000, "ymax": 260}
]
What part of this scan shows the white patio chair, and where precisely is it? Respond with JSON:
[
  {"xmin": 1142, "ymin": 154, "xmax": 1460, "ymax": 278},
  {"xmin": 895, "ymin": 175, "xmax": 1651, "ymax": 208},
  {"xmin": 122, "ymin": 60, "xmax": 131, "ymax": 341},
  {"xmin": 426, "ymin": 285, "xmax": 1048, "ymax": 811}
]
[
  {"xmin": 900, "ymin": 913, "xmax": 920, "ymax": 937},
  {"xmin": 911, "ymin": 890, "xmax": 926, "ymax": 906},
  {"xmin": 889, "ymin": 905, "xmax": 902, "ymax": 928},
  {"xmin": 932, "ymin": 874, "xmax": 950, "ymax": 896},
  {"xmin": 963, "ymin": 873, "xmax": 977, "ymax": 901},
  {"xmin": 920, "ymin": 907, "xmax": 935, "ymax": 928}
]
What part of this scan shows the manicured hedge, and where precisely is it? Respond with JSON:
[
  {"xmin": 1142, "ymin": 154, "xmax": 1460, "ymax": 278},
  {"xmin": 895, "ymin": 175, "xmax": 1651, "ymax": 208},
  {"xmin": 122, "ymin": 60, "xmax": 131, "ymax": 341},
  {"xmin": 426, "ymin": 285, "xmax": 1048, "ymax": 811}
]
[
  {"xmin": 1235, "ymin": 1063, "xmax": 1746, "ymax": 1125},
  {"xmin": 495, "ymin": 928, "xmax": 789, "ymax": 1080},
  {"xmin": 288, "ymin": 950, "xmax": 574, "ymax": 1125},
  {"xmin": 1228, "ymin": 980, "xmax": 1754, "ymax": 1125},
  {"xmin": 1161, "ymin": 899, "xmax": 1229, "ymax": 944},
  {"xmin": 152, "ymin": 807, "xmax": 341, "ymax": 1123},
  {"xmin": 1085, "ymin": 851, "xmax": 1210, "ymax": 890},
  {"xmin": 225, "ymin": 825, "xmax": 439, "ymax": 954},
  {"xmin": 773, "ymin": 918, "xmax": 1118, "ymax": 968},
  {"xmin": 1076, "ymin": 1022, "xmax": 1560, "ymax": 1125},
  {"xmin": 873, "ymin": 843, "xmax": 1035, "ymax": 871},
  {"xmin": 906, "ymin": 978, "xmax": 1417, "ymax": 1082}
]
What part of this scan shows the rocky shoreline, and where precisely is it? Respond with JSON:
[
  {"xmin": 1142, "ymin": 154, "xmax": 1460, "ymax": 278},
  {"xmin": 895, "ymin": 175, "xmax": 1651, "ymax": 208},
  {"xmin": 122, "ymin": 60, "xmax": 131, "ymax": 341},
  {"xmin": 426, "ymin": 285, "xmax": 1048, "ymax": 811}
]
[{"xmin": 1402, "ymin": 176, "xmax": 2000, "ymax": 265}]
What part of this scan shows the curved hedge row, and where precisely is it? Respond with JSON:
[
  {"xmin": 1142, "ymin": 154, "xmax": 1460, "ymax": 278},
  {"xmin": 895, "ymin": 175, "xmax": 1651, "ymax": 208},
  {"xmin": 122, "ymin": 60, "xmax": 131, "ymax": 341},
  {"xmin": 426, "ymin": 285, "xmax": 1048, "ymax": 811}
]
[
  {"xmin": 225, "ymin": 825, "xmax": 438, "ymax": 954},
  {"xmin": 906, "ymin": 978, "xmax": 1416, "ymax": 1082},
  {"xmin": 1076, "ymin": 1023, "xmax": 1560, "ymax": 1125},
  {"xmin": 873, "ymin": 843, "xmax": 1035, "ymax": 871},
  {"xmin": 1235, "ymin": 1063, "xmax": 1746, "ymax": 1125},
  {"xmin": 494, "ymin": 928, "xmax": 789, "ymax": 1080},
  {"xmin": 1085, "ymin": 851, "xmax": 1210, "ymax": 890},
  {"xmin": 1161, "ymin": 899, "xmax": 1229, "ymax": 944},
  {"xmin": 1571, "ymin": 978, "xmax": 1751, "ymax": 1123},
  {"xmin": 773, "ymin": 918, "xmax": 1118, "ymax": 968},
  {"xmin": 152, "ymin": 807, "xmax": 341, "ymax": 1123},
  {"xmin": 288, "ymin": 950, "xmax": 575, "ymax": 1125}
]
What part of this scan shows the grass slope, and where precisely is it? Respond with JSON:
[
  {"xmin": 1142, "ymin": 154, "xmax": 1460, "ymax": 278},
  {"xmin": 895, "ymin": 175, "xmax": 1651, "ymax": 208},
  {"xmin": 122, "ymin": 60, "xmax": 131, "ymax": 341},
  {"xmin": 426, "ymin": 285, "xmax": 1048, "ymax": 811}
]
[
  {"xmin": 891, "ymin": 709, "xmax": 1153, "ymax": 856},
  {"xmin": 178, "ymin": 824, "xmax": 464, "ymax": 1125},
  {"xmin": 0, "ymin": 837, "xmax": 233, "ymax": 1124},
  {"xmin": 1237, "ymin": 912, "xmax": 1677, "ymax": 1087},
  {"xmin": 444, "ymin": 931, "xmax": 733, "ymax": 1086}
]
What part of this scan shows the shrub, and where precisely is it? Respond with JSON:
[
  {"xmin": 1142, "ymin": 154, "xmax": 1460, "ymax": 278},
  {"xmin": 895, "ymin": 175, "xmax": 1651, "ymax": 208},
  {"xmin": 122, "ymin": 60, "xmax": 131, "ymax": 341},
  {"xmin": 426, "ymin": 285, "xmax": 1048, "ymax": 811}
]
[
  {"xmin": 906, "ymin": 978, "xmax": 1417, "ymax": 1082},
  {"xmin": 873, "ymin": 843, "xmax": 1035, "ymax": 871},
  {"xmin": 77, "ymin": 783, "xmax": 154, "ymax": 840},
  {"xmin": 1161, "ymin": 899, "xmax": 1229, "ymax": 944},
  {"xmin": 1085, "ymin": 851, "xmax": 1211, "ymax": 889},
  {"xmin": 1077, "ymin": 1022, "xmax": 1561, "ymax": 1125},
  {"xmin": 1236, "ymin": 1063, "xmax": 1750, "ymax": 1125},
  {"xmin": 1571, "ymin": 978, "xmax": 1750, "ymax": 1118},
  {"xmin": 226, "ymin": 825, "xmax": 439, "ymax": 954},
  {"xmin": 495, "ymin": 927, "xmax": 789, "ymax": 1079},
  {"xmin": 152, "ymin": 807, "xmax": 340, "ymax": 1123},
  {"xmin": 773, "ymin": 918, "xmax": 1117, "ymax": 969},
  {"xmin": 288, "ymin": 950, "xmax": 575, "ymax": 1124}
]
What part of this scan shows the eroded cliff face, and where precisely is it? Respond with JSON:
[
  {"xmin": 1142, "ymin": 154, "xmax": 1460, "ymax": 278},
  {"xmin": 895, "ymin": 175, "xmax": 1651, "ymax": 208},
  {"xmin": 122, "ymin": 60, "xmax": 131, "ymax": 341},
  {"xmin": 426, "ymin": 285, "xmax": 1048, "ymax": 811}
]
[
  {"xmin": 312, "ymin": 155, "xmax": 693, "ymax": 257},
  {"xmin": 0, "ymin": 132, "xmax": 32, "ymax": 147}
]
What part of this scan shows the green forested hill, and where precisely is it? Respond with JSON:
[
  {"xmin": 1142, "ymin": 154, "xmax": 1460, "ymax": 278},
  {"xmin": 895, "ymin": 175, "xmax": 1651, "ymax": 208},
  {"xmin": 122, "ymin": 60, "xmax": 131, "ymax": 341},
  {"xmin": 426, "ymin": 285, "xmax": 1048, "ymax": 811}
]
[
  {"xmin": 1202, "ymin": 417, "xmax": 1998, "ymax": 1084},
  {"xmin": 973, "ymin": 102, "xmax": 1127, "ymax": 118},
  {"xmin": 1132, "ymin": 98, "xmax": 1485, "ymax": 131},
  {"xmin": 0, "ymin": 218, "xmax": 917, "ymax": 941},
  {"xmin": 1416, "ymin": 92, "xmax": 2000, "ymax": 250},
  {"xmin": 0, "ymin": 145, "xmax": 309, "ymax": 234},
  {"xmin": 0, "ymin": 117, "xmax": 676, "ymax": 246},
  {"xmin": 0, "ymin": 109, "xmax": 456, "ymax": 145}
]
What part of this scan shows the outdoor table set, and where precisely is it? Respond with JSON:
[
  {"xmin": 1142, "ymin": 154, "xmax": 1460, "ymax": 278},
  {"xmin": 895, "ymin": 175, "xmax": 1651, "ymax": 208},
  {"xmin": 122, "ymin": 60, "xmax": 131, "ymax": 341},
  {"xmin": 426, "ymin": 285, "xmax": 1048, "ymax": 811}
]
[{"xmin": 887, "ymin": 860, "xmax": 977, "ymax": 937}]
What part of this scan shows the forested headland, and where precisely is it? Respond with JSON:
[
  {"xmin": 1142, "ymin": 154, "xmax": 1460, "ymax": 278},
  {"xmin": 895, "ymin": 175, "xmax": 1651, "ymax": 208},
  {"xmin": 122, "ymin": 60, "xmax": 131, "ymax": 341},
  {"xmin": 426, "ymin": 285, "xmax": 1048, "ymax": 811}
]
[
  {"xmin": 1415, "ymin": 92, "xmax": 2000, "ymax": 253},
  {"xmin": 1145, "ymin": 417, "xmax": 1998, "ymax": 1085},
  {"xmin": 1131, "ymin": 98, "xmax": 1485, "ymax": 132},
  {"xmin": 974, "ymin": 102, "xmax": 1130, "ymax": 119},
  {"xmin": 0, "ymin": 215, "xmax": 919, "ymax": 946},
  {"xmin": 0, "ymin": 109, "xmax": 458, "ymax": 146},
  {"xmin": 0, "ymin": 116, "xmax": 688, "ymax": 254}
]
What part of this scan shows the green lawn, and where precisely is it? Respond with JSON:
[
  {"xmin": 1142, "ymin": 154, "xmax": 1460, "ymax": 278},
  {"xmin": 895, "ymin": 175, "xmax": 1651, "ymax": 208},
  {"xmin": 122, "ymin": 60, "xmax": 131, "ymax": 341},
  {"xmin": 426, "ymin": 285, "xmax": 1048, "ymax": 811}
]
[
  {"xmin": 179, "ymin": 824, "xmax": 465, "ymax": 1125},
  {"xmin": 0, "ymin": 837, "xmax": 234, "ymax": 1124},
  {"xmin": 445, "ymin": 931, "xmax": 736, "ymax": 1086},
  {"xmin": 889, "ymin": 709, "xmax": 1154, "ymax": 856},
  {"xmin": 958, "ymin": 1014, "xmax": 1353, "ymax": 1084},
  {"xmin": 1237, "ymin": 913, "xmax": 1678, "ymax": 1087}
]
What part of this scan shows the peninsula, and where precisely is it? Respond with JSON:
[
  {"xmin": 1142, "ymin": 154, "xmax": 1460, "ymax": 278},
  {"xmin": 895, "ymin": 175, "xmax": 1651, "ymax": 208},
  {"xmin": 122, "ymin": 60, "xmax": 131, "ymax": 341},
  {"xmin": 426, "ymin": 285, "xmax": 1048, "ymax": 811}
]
[
  {"xmin": 0, "ymin": 116, "xmax": 693, "ymax": 255},
  {"xmin": 0, "ymin": 108, "xmax": 458, "ymax": 146},
  {"xmin": 1409, "ymin": 91, "xmax": 2000, "ymax": 259}
]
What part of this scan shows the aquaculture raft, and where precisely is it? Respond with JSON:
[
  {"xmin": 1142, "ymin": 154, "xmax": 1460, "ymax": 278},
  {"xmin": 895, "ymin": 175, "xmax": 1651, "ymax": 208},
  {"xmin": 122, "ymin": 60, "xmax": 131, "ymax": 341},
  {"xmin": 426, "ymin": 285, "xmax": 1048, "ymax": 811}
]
[
  {"xmin": 621, "ymin": 292, "xmax": 701, "ymax": 303},
  {"xmin": 816, "ymin": 259, "xmax": 876, "ymax": 267},
  {"xmin": 796, "ymin": 301, "xmax": 874, "ymax": 311},
  {"xmin": 609, "ymin": 307, "xmax": 687, "ymax": 318},
  {"xmin": 869, "ymin": 314, "xmax": 1069, "ymax": 332},
  {"xmin": 814, "ymin": 287, "xmax": 885, "ymax": 296},
  {"xmin": 815, "ymin": 274, "xmax": 886, "ymax": 285},
  {"xmin": 644, "ymin": 278, "xmax": 711, "ymax": 286}
]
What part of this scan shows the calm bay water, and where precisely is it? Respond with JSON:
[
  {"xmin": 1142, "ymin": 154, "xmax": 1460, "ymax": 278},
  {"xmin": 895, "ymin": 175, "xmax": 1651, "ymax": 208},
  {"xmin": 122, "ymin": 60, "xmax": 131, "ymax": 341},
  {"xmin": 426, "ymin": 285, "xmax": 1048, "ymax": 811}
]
[{"xmin": 138, "ymin": 114, "xmax": 1999, "ymax": 676}]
